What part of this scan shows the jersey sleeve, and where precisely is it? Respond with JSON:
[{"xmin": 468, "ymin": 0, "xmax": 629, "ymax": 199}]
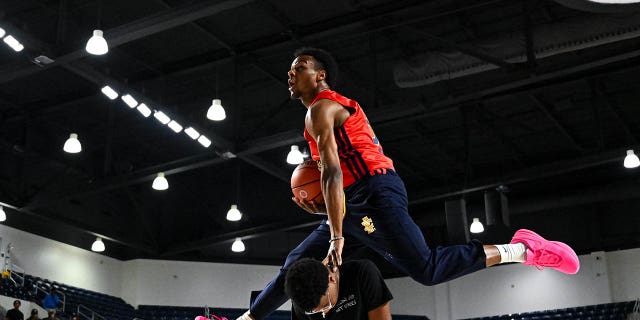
[{"xmin": 356, "ymin": 260, "xmax": 393, "ymax": 312}]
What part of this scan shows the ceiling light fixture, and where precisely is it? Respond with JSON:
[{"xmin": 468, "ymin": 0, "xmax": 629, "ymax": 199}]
[
  {"xmin": 587, "ymin": 0, "xmax": 640, "ymax": 3},
  {"xmin": 153, "ymin": 111, "xmax": 171, "ymax": 125},
  {"xmin": 33, "ymin": 55, "xmax": 55, "ymax": 66},
  {"xmin": 121, "ymin": 94, "xmax": 138, "ymax": 108},
  {"xmin": 206, "ymin": 99, "xmax": 226, "ymax": 121},
  {"xmin": 3, "ymin": 35, "xmax": 24, "ymax": 52},
  {"xmin": 0, "ymin": 27, "xmax": 6, "ymax": 38},
  {"xmin": 0, "ymin": 206, "xmax": 6, "ymax": 222},
  {"xmin": 184, "ymin": 127, "xmax": 200, "ymax": 140},
  {"xmin": 231, "ymin": 238, "xmax": 245, "ymax": 252},
  {"xmin": 63, "ymin": 133, "xmax": 82, "ymax": 153},
  {"xmin": 197, "ymin": 135, "xmax": 211, "ymax": 148},
  {"xmin": 226, "ymin": 204, "xmax": 242, "ymax": 221},
  {"xmin": 91, "ymin": 237, "xmax": 105, "ymax": 252},
  {"xmin": 469, "ymin": 218, "xmax": 484, "ymax": 233},
  {"xmin": 624, "ymin": 149, "xmax": 640, "ymax": 168},
  {"xmin": 167, "ymin": 120, "xmax": 183, "ymax": 133},
  {"xmin": 136, "ymin": 103, "xmax": 152, "ymax": 118},
  {"xmin": 152, "ymin": 172, "xmax": 169, "ymax": 191},
  {"xmin": 101, "ymin": 85, "xmax": 118, "ymax": 100},
  {"xmin": 85, "ymin": 30, "xmax": 108, "ymax": 55},
  {"xmin": 286, "ymin": 145, "xmax": 304, "ymax": 165}
]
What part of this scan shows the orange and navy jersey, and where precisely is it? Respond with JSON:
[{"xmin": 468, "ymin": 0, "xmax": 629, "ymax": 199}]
[{"xmin": 303, "ymin": 90, "xmax": 394, "ymax": 187}]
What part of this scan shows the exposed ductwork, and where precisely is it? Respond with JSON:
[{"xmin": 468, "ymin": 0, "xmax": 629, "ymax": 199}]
[
  {"xmin": 394, "ymin": 11, "xmax": 640, "ymax": 88},
  {"xmin": 414, "ymin": 177, "xmax": 640, "ymax": 228}
]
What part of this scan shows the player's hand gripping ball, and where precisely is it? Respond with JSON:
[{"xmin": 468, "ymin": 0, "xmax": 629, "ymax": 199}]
[{"xmin": 291, "ymin": 160, "xmax": 324, "ymax": 203}]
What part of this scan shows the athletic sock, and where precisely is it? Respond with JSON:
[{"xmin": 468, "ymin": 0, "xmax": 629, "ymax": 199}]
[
  {"xmin": 495, "ymin": 243, "xmax": 527, "ymax": 263},
  {"xmin": 236, "ymin": 311, "xmax": 254, "ymax": 320}
]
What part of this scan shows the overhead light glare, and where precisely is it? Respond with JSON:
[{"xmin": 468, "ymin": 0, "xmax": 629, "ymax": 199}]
[
  {"xmin": 152, "ymin": 172, "xmax": 169, "ymax": 191},
  {"xmin": 137, "ymin": 103, "xmax": 152, "ymax": 118},
  {"xmin": 63, "ymin": 133, "xmax": 82, "ymax": 153},
  {"xmin": 168, "ymin": 120, "xmax": 183, "ymax": 133},
  {"xmin": 120, "ymin": 93, "xmax": 138, "ymax": 109},
  {"xmin": 184, "ymin": 127, "xmax": 200, "ymax": 140},
  {"xmin": 121, "ymin": 94, "xmax": 138, "ymax": 108},
  {"xmin": 197, "ymin": 135, "xmax": 211, "ymax": 148},
  {"xmin": 207, "ymin": 99, "xmax": 226, "ymax": 121},
  {"xmin": 286, "ymin": 145, "xmax": 304, "ymax": 164},
  {"xmin": 101, "ymin": 85, "xmax": 118, "ymax": 100},
  {"xmin": 0, "ymin": 206, "xmax": 6, "ymax": 222},
  {"xmin": 231, "ymin": 238, "xmax": 245, "ymax": 252},
  {"xmin": 470, "ymin": 218, "xmax": 484, "ymax": 233},
  {"xmin": 85, "ymin": 30, "xmax": 109, "ymax": 55},
  {"xmin": 3, "ymin": 35, "xmax": 24, "ymax": 52},
  {"xmin": 91, "ymin": 237, "xmax": 105, "ymax": 252},
  {"xmin": 153, "ymin": 111, "xmax": 171, "ymax": 125},
  {"xmin": 624, "ymin": 149, "xmax": 640, "ymax": 168},
  {"xmin": 0, "ymin": 28, "xmax": 5, "ymax": 38}
]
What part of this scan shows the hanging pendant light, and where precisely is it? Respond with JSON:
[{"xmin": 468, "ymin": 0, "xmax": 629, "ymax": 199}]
[
  {"xmin": 63, "ymin": 133, "xmax": 82, "ymax": 153},
  {"xmin": 207, "ymin": 99, "xmax": 226, "ymax": 121},
  {"xmin": 152, "ymin": 172, "xmax": 169, "ymax": 190},
  {"xmin": 624, "ymin": 149, "xmax": 640, "ymax": 168},
  {"xmin": 469, "ymin": 218, "xmax": 484, "ymax": 233},
  {"xmin": 91, "ymin": 237, "xmax": 105, "ymax": 252},
  {"xmin": 86, "ymin": 30, "xmax": 108, "ymax": 55},
  {"xmin": 226, "ymin": 204, "xmax": 242, "ymax": 221},
  {"xmin": 286, "ymin": 145, "xmax": 304, "ymax": 164},
  {"xmin": 231, "ymin": 238, "xmax": 245, "ymax": 252}
]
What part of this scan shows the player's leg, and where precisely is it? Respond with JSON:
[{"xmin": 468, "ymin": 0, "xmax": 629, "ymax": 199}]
[
  {"xmin": 343, "ymin": 170, "xmax": 579, "ymax": 286},
  {"xmin": 342, "ymin": 170, "xmax": 486, "ymax": 284}
]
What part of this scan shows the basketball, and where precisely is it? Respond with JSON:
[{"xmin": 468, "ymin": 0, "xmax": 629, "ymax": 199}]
[{"xmin": 291, "ymin": 160, "xmax": 324, "ymax": 203}]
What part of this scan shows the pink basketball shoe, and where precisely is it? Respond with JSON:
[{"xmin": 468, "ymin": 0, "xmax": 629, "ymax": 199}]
[{"xmin": 510, "ymin": 229, "xmax": 580, "ymax": 274}]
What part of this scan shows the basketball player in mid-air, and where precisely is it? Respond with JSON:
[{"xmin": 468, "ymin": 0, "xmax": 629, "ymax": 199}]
[{"xmin": 235, "ymin": 48, "xmax": 580, "ymax": 320}]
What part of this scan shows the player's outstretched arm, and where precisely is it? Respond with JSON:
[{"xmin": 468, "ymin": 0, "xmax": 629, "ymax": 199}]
[{"xmin": 306, "ymin": 98, "xmax": 347, "ymax": 271}]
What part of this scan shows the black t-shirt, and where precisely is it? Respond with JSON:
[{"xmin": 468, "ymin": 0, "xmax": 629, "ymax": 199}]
[
  {"xmin": 291, "ymin": 260, "xmax": 393, "ymax": 320},
  {"xmin": 6, "ymin": 309, "xmax": 24, "ymax": 320}
]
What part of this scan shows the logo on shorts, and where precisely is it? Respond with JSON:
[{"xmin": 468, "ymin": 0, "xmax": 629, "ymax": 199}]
[{"xmin": 361, "ymin": 216, "xmax": 376, "ymax": 234}]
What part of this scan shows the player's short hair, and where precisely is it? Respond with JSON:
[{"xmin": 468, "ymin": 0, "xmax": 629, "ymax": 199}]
[
  {"xmin": 293, "ymin": 47, "xmax": 338, "ymax": 88},
  {"xmin": 284, "ymin": 258, "xmax": 329, "ymax": 312}
]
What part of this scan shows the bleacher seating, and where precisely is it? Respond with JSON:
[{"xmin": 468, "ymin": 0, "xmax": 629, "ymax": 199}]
[
  {"xmin": 461, "ymin": 301, "xmax": 636, "ymax": 320},
  {"xmin": 5, "ymin": 272, "xmax": 634, "ymax": 320},
  {"xmin": 2, "ymin": 272, "xmax": 136, "ymax": 320},
  {"xmin": 1, "ymin": 277, "xmax": 34, "ymax": 300}
]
